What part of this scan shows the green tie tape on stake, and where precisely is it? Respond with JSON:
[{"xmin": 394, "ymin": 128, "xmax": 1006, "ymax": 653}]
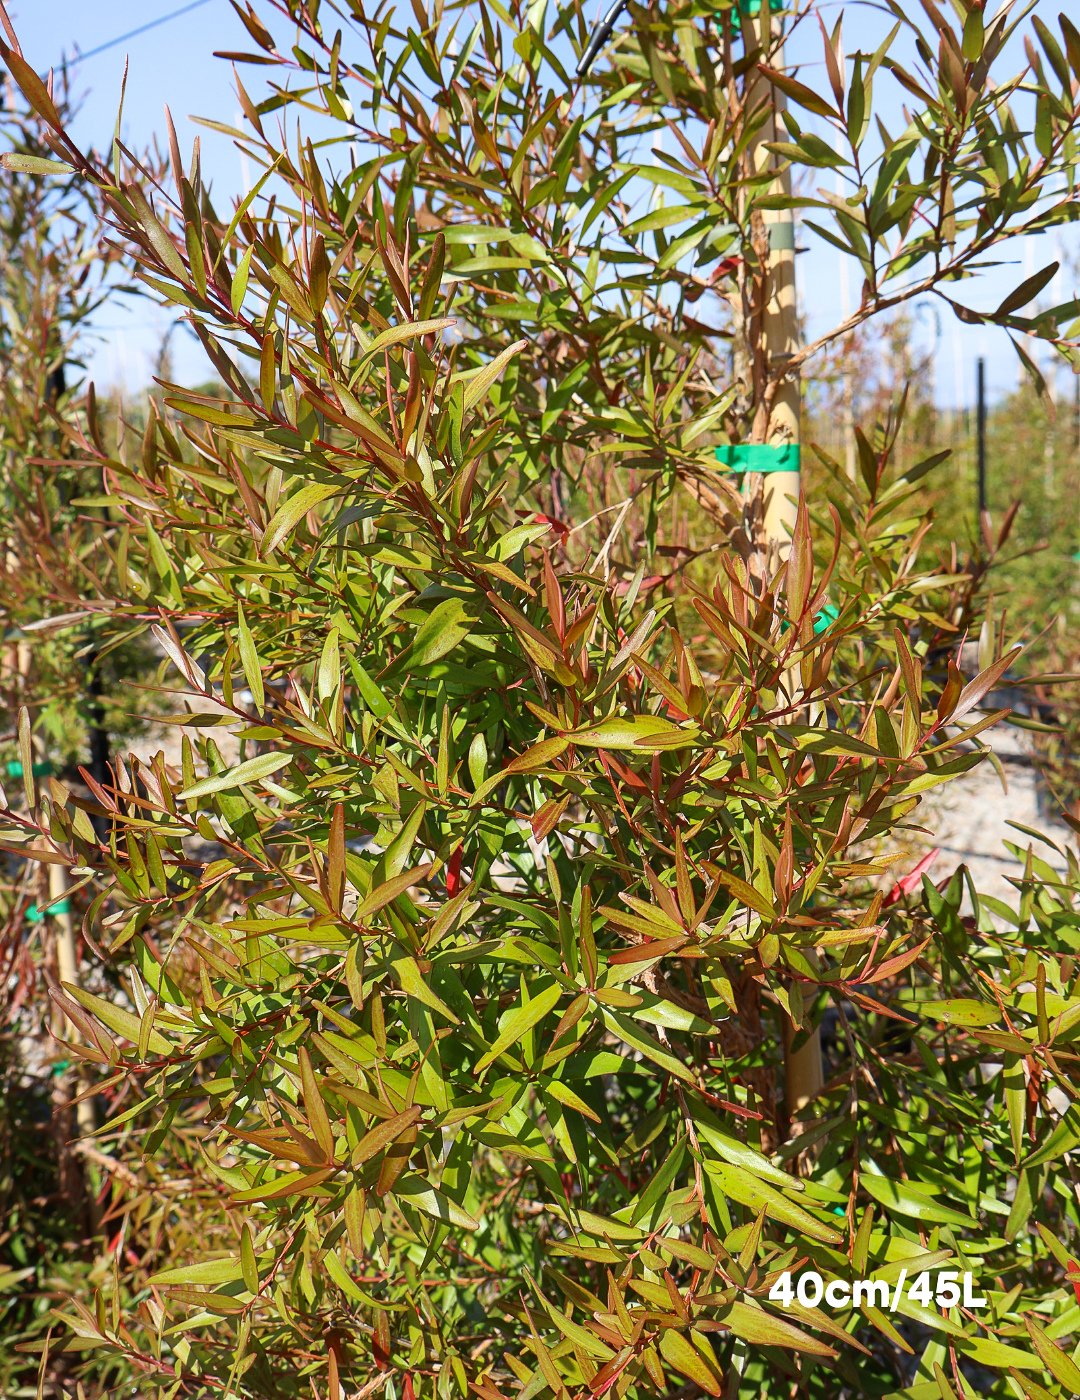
[
  {"xmin": 715, "ymin": 443, "xmax": 800, "ymax": 473},
  {"xmin": 6, "ymin": 759, "xmax": 53, "ymax": 778},
  {"xmin": 25, "ymin": 901, "xmax": 72, "ymax": 923},
  {"xmin": 780, "ymin": 603, "xmax": 839, "ymax": 638}
]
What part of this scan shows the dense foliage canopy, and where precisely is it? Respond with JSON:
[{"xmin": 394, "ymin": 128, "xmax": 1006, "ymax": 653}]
[{"xmin": 3, "ymin": 0, "xmax": 1080, "ymax": 1397}]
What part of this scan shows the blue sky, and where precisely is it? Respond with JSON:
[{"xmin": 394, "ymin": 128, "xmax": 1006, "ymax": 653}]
[
  {"xmin": 8, "ymin": 0, "xmax": 1077, "ymax": 412},
  {"xmin": 12, "ymin": 0, "xmax": 253, "ymax": 394}
]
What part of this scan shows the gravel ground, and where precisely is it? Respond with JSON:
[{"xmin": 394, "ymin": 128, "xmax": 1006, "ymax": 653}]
[
  {"xmin": 123, "ymin": 688, "xmax": 242, "ymax": 774},
  {"xmin": 895, "ymin": 716, "xmax": 1070, "ymax": 911}
]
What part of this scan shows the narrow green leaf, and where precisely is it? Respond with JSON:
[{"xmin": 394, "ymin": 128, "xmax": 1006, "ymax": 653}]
[
  {"xmin": 0, "ymin": 153, "xmax": 74, "ymax": 175},
  {"xmin": 352, "ymin": 1107, "xmax": 422, "ymax": 1165},
  {"xmin": 720, "ymin": 1300, "xmax": 837, "ymax": 1357},
  {"xmin": 236, "ymin": 602, "xmax": 264, "ymax": 713},
  {"xmin": 18, "ymin": 706, "xmax": 32, "ymax": 809},
  {"xmin": 569, "ymin": 715, "xmax": 693, "ymax": 750},
  {"xmin": 299, "ymin": 1046, "xmax": 335, "ymax": 1162},
  {"xmin": 598, "ymin": 1006, "xmax": 695, "ymax": 1084},
  {"xmin": 1025, "ymin": 1317, "xmax": 1080, "ymax": 1390},
  {"xmin": 392, "ymin": 953, "xmax": 460, "ymax": 1025},
  {"xmin": 476, "ymin": 982, "xmax": 562, "ymax": 1073},
  {"xmin": 461, "ymin": 339, "xmax": 527, "ymax": 411},
  {"xmin": 996, "ymin": 266, "xmax": 1058, "ymax": 320},
  {"xmin": 356, "ymin": 863, "xmax": 432, "ymax": 919},
  {"xmin": 262, "ymin": 481, "xmax": 339, "ymax": 555},
  {"xmin": 359, "ymin": 316, "xmax": 455, "ymax": 362},
  {"xmin": 387, "ymin": 598, "xmax": 473, "ymax": 673},
  {"xmin": 212, "ymin": 156, "xmax": 282, "ymax": 272},
  {"xmin": 394, "ymin": 1172, "xmax": 480, "ymax": 1230},
  {"xmin": 506, "ymin": 736, "xmax": 568, "ymax": 772},
  {"xmin": 757, "ymin": 63, "xmax": 840, "ymax": 120},
  {"xmin": 149, "ymin": 1257, "xmax": 243, "ymax": 1287},
  {"xmin": 231, "ymin": 243, "xmax": 253, "ymax": 315},
  {"xmin": 658, "ymin": 1330, "xmax": 722, "ymax": 1395},
  {"xmin": 318, "ymin": 628, "xmax": 340, "ymax": 703},
  {"xmin": 240, "ymin": 1225, "xmax": 259, "ymax": 1294},
  {"xmin": 179, "ymin": 750, "xmax": 290, "ymax": 799},
  {"xmin": 860, "ymin": 1173, "xmax": 973, "ymax": 1226},
  {"xmin": 65, "ymin": 985, "xmax": 173, "ymax": 1056},
  {"xmin": 1, "ymin": 44, "xmax": 63, "ymax": 129},
  {"xmin": 126, "ymin": 183, "xmax": 189, "ymax": 286}
]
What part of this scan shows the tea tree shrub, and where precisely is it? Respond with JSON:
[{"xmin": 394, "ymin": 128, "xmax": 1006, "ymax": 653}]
[{"xmin": 3, "ymin": 1, "xmax": 1080, "ymax": 1397}]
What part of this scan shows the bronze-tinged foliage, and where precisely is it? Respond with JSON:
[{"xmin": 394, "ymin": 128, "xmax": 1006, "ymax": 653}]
[
  {"xmin": 2, "ymin": 0, "xmax": 1080, "ymax": 1397},
  {"xmin": 0, "ymin": 75, "xmax": 162, "ymax": 1397}
]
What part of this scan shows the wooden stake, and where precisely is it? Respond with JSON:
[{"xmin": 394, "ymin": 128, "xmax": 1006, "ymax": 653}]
[
  {"xmin": 757, "ymin": 50, "xmax": 800, "ymax": 563},
  {"xmin": 49, "ymin": 860, "xmax": 97, "ymax": 1138},
  {"xmin": 13, "ymin": 636, "xmax": 98, "ymax": 1164},
  {"xmin": 748, "ymin": 24, "xmax": 823, "ymax": 1120}
]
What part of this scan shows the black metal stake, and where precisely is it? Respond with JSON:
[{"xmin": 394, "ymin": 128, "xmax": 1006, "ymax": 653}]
[
  {"xmin": 976, "ymin": 356, "xmax": 987, "ymax": 525},
  {"xmin": 85, "ymin": 654, "xmax": 110, "ymax": 843},
  {"xmin": 577, "ymin": 0, "xmax": 630, "ymax": 76}
]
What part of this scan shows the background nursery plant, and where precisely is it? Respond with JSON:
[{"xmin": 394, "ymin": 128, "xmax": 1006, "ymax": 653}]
[
  {"xmin": 3, "ymin": 0, "xmax": 1080, "ymax": 1397},
  {"xmin": 0, "ymin": 72, "xmax": 162, "ymax": 1389}
]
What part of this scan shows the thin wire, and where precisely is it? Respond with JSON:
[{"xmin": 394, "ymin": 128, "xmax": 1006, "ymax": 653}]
[{"xmin": 66, "ymin": 0, "xmax": 214, "ymax": 65}]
